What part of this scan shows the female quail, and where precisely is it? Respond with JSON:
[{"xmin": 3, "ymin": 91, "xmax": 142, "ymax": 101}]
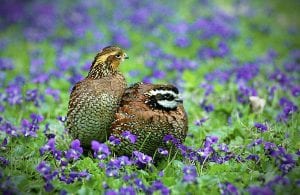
[
  {"xmin": 66, "ymin": 46, "xmax": 128, "ymax": 148},
  {"xmin": 110, "ymin": 82, "xmax": 188, "ymax": 157}
]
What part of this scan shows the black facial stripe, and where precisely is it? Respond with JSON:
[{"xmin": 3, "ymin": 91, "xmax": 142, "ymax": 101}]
[
  {"xmin": 154, "ymin": 93, "xmax": 176, "ymax": 101},
  {"xmin": 162, "ymin": 94, "xmax": 175, "ymax": 101},
  {"xmin": 156, "ymin": 86, "xmax": 179, "ymax": 94},
  {"xmin": 146, "ymin": 94, "xmax": 177, "ymax": 111}
]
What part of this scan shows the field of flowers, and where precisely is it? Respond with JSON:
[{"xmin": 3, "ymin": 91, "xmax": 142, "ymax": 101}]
[{"xmin": 0, "ymin": 0, "xmax": 299, "ymax": 194}]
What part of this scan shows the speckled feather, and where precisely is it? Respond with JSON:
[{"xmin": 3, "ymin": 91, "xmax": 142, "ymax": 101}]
[
  {"xmin": 111, "ymin": 83, "xmax": 188, "ymax": 157},
  {"xmin": 66, "ymin": 74, "xmax": 126, "ymax": 147},
  {"xmin": 66, "ymin": 46, "xmax": 127, "ymax": 148}
]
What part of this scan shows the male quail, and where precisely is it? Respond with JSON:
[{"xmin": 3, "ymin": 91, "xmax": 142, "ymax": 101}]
[
  {"xmin": 110, "ymin": 82, "xmax": 188, "ymax": 157},
  {"xmin": 66, "ymin": 46, "xmax": 128, "ymax": 148}
]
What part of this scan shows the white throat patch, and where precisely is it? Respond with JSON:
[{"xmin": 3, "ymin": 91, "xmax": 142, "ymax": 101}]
[{"xmin": 157, "ymin": 99, "xmax": 178, "ymax": 109}]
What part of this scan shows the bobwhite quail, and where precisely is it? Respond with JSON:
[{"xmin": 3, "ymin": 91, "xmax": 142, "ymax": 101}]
[
  {"xmin": 110, "ymin": 82, "xmax": 188, "ymax": 157},
  {"xmin": 66, "ymin": 46, "xmax": 128, "ymax": 148}
]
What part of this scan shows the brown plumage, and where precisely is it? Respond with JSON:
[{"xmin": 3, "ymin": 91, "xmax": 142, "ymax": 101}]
[
  {"xmin": 110, "ymin": 82, "xmax": 188, "ymax": 157},
  {"xmin": 66, "ymin": 46, "xmax": 128, "ymax": 148}
]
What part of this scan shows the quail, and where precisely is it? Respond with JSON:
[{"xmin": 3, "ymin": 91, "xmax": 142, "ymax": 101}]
[
  {"xmin": 66, "ymin": 46, "xmax": 128, "ymax": 148},
  {"xmin": 110, "ymin": 82, "xmax": 188, "ymax": 157}
]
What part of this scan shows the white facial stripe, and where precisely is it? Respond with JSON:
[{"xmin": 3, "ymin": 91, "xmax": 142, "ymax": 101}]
[
  {"xmin": 157, "ymin": 100, "xmax": 178, "ymax": 109},
  {"xmin": 147, "ymin": 89, "xmax": 178, "ymax": 97}
]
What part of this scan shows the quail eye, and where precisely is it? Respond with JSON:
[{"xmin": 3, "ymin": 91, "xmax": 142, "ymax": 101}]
[
  {"xmin": 155, "ymin": 94, "xmax": 163, "ymax": 100},
  {"xmin": 115, "ymin": 54, "xmax": 121, "ymax": 59}
]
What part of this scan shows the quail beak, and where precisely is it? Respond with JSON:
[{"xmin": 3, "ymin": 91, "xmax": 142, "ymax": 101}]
[
  {"xmin": 124, "ymin": 53, "xmax": 129, "ymax": 60},
  {"xmin": 175, "ymin": 94, "xmax": 183, "ymax": 103}
]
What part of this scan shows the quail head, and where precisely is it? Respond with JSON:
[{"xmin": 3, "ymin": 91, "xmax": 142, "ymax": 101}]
[
  {"xmin": 66, "ymin": 46, "xmax": 128, "ymax": 149},
  {"xmin": 110, "ymin": 82, "xmax": 188, "ymax": 157}
]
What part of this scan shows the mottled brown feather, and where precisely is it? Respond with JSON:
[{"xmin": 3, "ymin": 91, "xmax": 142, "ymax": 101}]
[
  {"xmin": 110, "ymin": 82, "xmax": 188, "ymax": 157},
  {"xmin": 66, "ymin": 46, "xmax": 127, "ymax": 148}
]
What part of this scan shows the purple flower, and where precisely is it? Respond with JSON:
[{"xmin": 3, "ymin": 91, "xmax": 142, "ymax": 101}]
[
  {"xmin": 123, "ymin": 173, "xmax": 137, "ymax": 182},
  {"xmin": 130, "ymin": 8, "xmax": 150, "ymax": 25},
  {"xmin": 277, "ymin": 97, "xmax": 298, "ymax": 122},
  {"xmin": 248, "ymin": 139, "xmax": 263, "ymax": 147},
  {"xmin": 105, "ymin": 189, "xmax": 118, "ymax": 195},
  {"xmin": 63, "ymin": 5, "xmax": 91, "ymax": 38},
  {"xmin": 0, "ymin": 58, "xmax": 14, "ymax": 70},
  {"xmin": 192, "ymin": 14, "xmax": 237, "ymax": 39},
  {"xmin": 44, "ymin": 182, "xmax": 54, "ymax": 192},
  {"xmin": 182, "ymin": 165, "xmax": 197, "ymax": 183},
  {"xmin": 112, "ymin": 31, "xmax": 131, "ymax": 49},
  {"xmin": 36, "ymin": 161, "xmax": 57, "ymax": 181},
  {"xmin": 168, "ymin": 22, "xmax": 189, "ymax": 34},
  {"xmin": 197, "ymin": 146, "xmax": 213, "ymax": 158},
  {"xmin": 105, "ymin": 167, "xmax": 120, "ymax": 177},
  {"xmin": 157, "ymin": 148, "xmax": 168, "ymax": 156},
  {"xmin": 32, "ymin": 73, "xmax": 50, "ymax": 84},
  {"xmin": 237, "ymin": 83, "xmax": 257, "ymax": 103},
  {"xmin": 0, "ymin": 104, "xmax": 4, "ymax": 113},
  {"xmin": 59, "ymin": 170, "xmax": 90, "ymax": 184},
  {"xmin": 145, "ymin": 59, "xmax": 157, "ymax": 68},
  {"xmin": 163, "ymin": 134, "xmax": 174, "ymax": 143},
  {"xmin": 20, "ymin": 119, "xmax": 36, "ymax": 137},
  {"xmin": 132, "ymin": 151, "xmax": 152, "ymax": 167},
  {"xmin": 246, "ymin": 154, "xmax": 259, "ymax": 162},
  {"xmin": 268, "ymin": 86, "xmax": 277, "ymax": 100},
  {"xmin": 121, "ymin": 131, "xmax": 137, "ymax": 144},
  {"xmin": 65, "ymin": 139, "xmax": 83, "ymax": 161},
  {"xmin": 263, "ymin": 142, "xmax": 276, "ymax": 151},
  {"xmin": 200, "ymin": 99, "xmax": 214, "ymax": 113},
  {"xmin": 31, "ymin": 113, "xmax": 44, "ymax": 123},
  {"xmin": 194, "ymin": 117, "xmax": 208, "ymax": 126},
  {"xmin": 269, "ymin": 70, "xmax": 290, "ymax": 87},
  {"xmin": 91, "ymin": 141, "xmax": 111, "ymax": 160},
  {"xmin": 108, "ymin": 156, "xmax": 132, "ymax": 169},
  {"xmin": 200, "ymin": 82, "xmax": 214, "ymax": 96},
  {"xmin": 236, "ymin": 63, "xmax": 259, "ymax": 81},
  {"xmin": 205, "ymin": 69, "xmax": 232, "ymax": 83},
  {"xmin": 0, "ymin": 121, "xmax": 18, "ymax": 136},
  {"xmin": 150, "ymin": 180, "xmax": 170, "ymax": 195},
  {"xmin": 68, "ymin": 71, "xmax": 84, "ymax": 85},
  {"xmin": 1, "ymin": 137, "xmax": 8, "ymax": 149},
  {"xmin": 152, "ymin": 69, "xmax": 166, "ymax": 79},
  {"xmin": 291, "ymin": 86, "xmax": 300, "ymax": 97},
  {"xmin": 267, "ymin": 146, "xmax": 296, "ymax": 174},
  {"xmin": 254, "ymin": 123, "xmax": 268, "ymax": 132},
  {"xmin": 158, "ymin": 171, "xmax": 164, "ymax": 177},
  {"xmin": 204, "ymin": 135, "xmax": 219, "ymax": 147},
  {"xmin": 134, "ymin": 178, "xmax": 147, "ymax": 192},
  {"xmin": 72, "ymin": 170, "xmax": 90, "ymax": 181},
  {"xmin": 267, "ymin": 175, "xmax": 290, "ymax": 187},
  {"xmin": 40, "ymin": 138, "xmax": 56, "ymax": 155},
  {"xmin": 279, "ymin": 154, "xmax": 295, "ymax": 174},
  {"xmin": 217, "ymin": 41, "xmax": 230, "ymax": 57},
  {"xmin": 109, "ymin": 135, "xmax": 121, "ymax": 145},
  {"xmin": 218, "ymin": 143, "xmax": 229, "ymax": 152},
  {"xmin": 19, "ymin": 114, "xmax": 43, "ymax": 137},
  {"xmin": 45, "ymin": 88, "xmax": 60, "ymax": 101},
  {"xmin": 119, "ymin": 186, "xmax": 136, "ymax": 195},
  {"xmin": 220, "ymin": 182, "xmax": 238, "ymax": 195},
  {"xmin": 175, "ymin": 36, "xmax": 190, "ymax": 48},
  {"xmin": 0, "ymin": 156, "xmax": 9, "ymax": 166},
  {"xmin": 128, "ymin": 70, "xmax": 140, "ymax": 77},
  {"xmin": 163, "ymin": 134, "xmax": 180, "ymax": 145},
  {"xmin": 5, "ymin": 84, "xmax": 23, "ymax": 105},
  {"xmin": 57, "ymin": 116, "xmax": 66, "ymax": 123},
  {"xmin": 248, "ymin": 186, "xmax": 273, "ymax": 195}
]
